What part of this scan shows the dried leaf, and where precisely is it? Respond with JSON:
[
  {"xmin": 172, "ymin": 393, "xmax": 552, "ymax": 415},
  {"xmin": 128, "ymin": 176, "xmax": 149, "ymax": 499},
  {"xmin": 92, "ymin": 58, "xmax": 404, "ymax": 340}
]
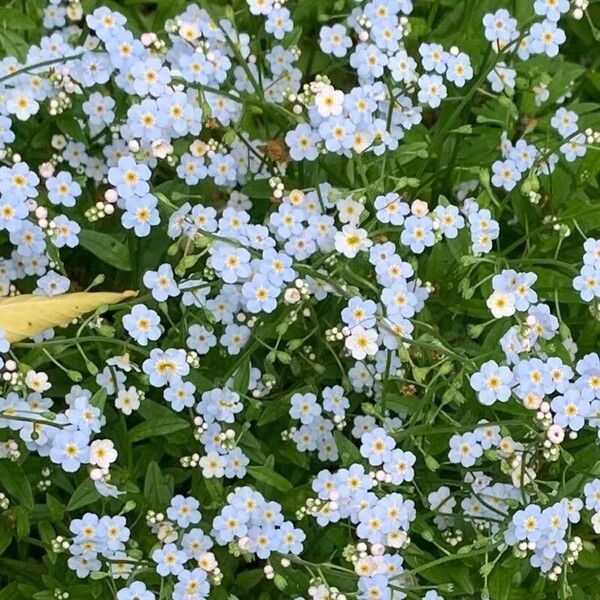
[{"xmin": 0, "ymin": 291, "xmax": 137, "ymax": 342}]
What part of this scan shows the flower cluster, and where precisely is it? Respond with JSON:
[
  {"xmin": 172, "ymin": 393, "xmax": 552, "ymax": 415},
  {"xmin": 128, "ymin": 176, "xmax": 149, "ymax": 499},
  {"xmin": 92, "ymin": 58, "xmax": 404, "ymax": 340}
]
[{"xmin": 0, "ymin": 0, "xmax": 599, "ymax": 599}]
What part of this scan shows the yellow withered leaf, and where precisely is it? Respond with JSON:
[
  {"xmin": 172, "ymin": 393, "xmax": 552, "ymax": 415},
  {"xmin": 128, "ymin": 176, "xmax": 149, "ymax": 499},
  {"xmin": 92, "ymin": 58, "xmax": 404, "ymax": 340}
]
[{"xmin": 0, "ymin": 290, "xmax": 137, "ymax": 343}]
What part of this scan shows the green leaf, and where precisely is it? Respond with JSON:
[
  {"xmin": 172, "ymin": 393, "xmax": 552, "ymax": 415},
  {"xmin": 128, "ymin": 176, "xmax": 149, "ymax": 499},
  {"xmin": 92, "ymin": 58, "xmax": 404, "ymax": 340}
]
[
  {"xmin": 45, "ymin": 493, "xmax": 64, "ymax": 523},
  {"xmin": 235, "ymin": 569, "xmax": 264, "ymax": 591},
  {"xmin": 56, "ymin": 115, "xmax": 87, "ymax": 143},
  {"xmin": 0, "ymin": 8, "xmax": 36, "ymax": 29},
  {"xmin": 240, "ymin": 179, "xmax": 271, "ymax": 199},
  {"xmin": 247, "ymin": 465, "xmax": 293, "ymax": 493},
  {"xmin": 14, "ymin": 507, "xmax": 30, "ymax": 540},
  {"xmin": 144, "ymin": 461, "xmax": 174, "ymax": 507},
  {"xmin": 232, "ymin": 359, "xmax": 250, "ymax": 394},
  {"xmin": 0, "ymin": 461, "xmax": 33, "ymax": 509},
  {"xmin": 33, "ymin": 593, "xmax": 56, "ymax": 600},
  {"xmin": 0, "ymin": 30, "xmax": 28, "ymax": 61},
  {"xmin": 90, "ymin": 388, "xmax": 107, "ymax": 413},
  {"xmin": 79, "ymin": 230, "xmax": 133, "ymax": 271},
  {"xmin": 66, "ymin": 479, "xmax": 101, "ymax": 512},
  {"xmin": 128, "ymin": 414, "xmax": 189, "ymax": 442},
  {"xmin": 0, "ymin": 529, "xmax": 12, "ymax": 556},
  {"xmin": 333, "ymin": 431, "xmax": 361, "ymax": 466},
  {"xmin": 0, "ymin": 584, "xmax": 22, "ymax": 600}
]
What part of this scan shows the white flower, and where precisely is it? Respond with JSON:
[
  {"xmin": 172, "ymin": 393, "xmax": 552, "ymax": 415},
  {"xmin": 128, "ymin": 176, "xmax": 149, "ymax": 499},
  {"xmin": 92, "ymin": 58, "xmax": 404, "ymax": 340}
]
[
  {"xmin": 89, "ymin": 439, "xmax": 118, "ymax": 469},
  {"xmin": 199, "ymin": 452, "xmax": 225, "ymax": 478},
  {"xmin": 284, "ymin": 288, "xmax": 301, "ymax": 304},
  {"xmin": 314, "ymin": 85, "xmax": 344, "ymax": 118},
  {"xmin": 337, "ymin": 197, "xmax": 364, "ymax": 224},
  {"xmin": 198, "ymin": 552, "xmax": 218, "ymax": 571},
  {"xmin": 345, "ymin": 326, "xmax": 379, "ymax": 360},
  {"xmin": 25, "ymin": 370, "xmax": 51, "ymax": 392},
  {"xmin": 592, "ymin": 511, "xmax": 600, "ymax": 534},
  {"xmin": 334, "ymin": 224, "xmax": 372, "ymax": 258},
  {"xmin": 411, "ymin": 199, "xmax": 429, "ymax": 216},
  {"xmin": 115, "ymin": 386, "xmax": 141, "ymax": 415},
  {"xmin": 486, "ymin": 291, "xmax": 516, "ymax": 318},
  {"xmin": 547, "ymin": 424, "xmax": 565, "ymax": 444},
  {"xmin": 151, "ymin": 139, "xmax": 173, "ymax": 158}
]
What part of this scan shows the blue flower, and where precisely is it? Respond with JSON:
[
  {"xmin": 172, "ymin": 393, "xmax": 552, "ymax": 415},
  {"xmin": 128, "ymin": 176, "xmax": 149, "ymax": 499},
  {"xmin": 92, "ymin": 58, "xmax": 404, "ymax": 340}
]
[
  {"xmin": 142, "ymin": 348, "xmax": 190, "ymax": 387},
  {"xmin": 487, "ymin": 63, "xmax": 516, "ymax": 93},
  {"xmin": 143, "ymin": 263, "xmax": 180, "ymax": 302},
  {"xmin": 374, "ymin": 193, "xmax": 409, "ymax": 226},
  {"xmin": 285, "ymin": 124, "xmax": 319, "ymax": 161},
  {"xmin": 51, "ymin": 215, "xmax": 81, "ymax": 248},
  {"xmin": 82, "ymin": 92, "xmax": 116, "ymax": 127},
  {"xmin": 530, "ymin": 20, "xmax": 565, "ymax": 57},
  {"xmin": 289, "ymin": 392, "xmax": 321, "ymax": 425},
  {"xmin": 164, "ymin": 378, "xmax": 196, "ymax": 412},
  {"xmin": 470, "ymin": 360, "xmax": 513, "ymax": 406},
  {"xmin": 551, "ymin": 389, "xmax": 590, "ymax": 431},
  {"xmin": 117, "ymin": 582, "xmax": 155, "ymax": 600},
  {"xmin": 241, "ymin": 274, "xmax": 279, "ymax": 314},
  {"xmin": 388, "ymin": 49, "xmax": 417, "ymax": 84},
  {"xmin": 208, "ymin": 153, "xmax": 237, "ymax": 186},
  {"xmin": 131, "ymin": 57, "xmax": 171, "ymax": 97},
  {"xmin": 322, "ymin": 385, "xmax": 349, "ymax": 415},
  {"xmin": 417, "ymin": 74, "xmax": 447, "ymax": 108},
  {"xmin": 400, "ymin": 216, "xmax": 435, "ymax": 254},
  {"xmin": 419, "ymin": 43, "xmax": 447, "ymax": 74},
  {"xmin": 0, "ymin": 116, "xmax": 15, "ymax": 148},
  {"xmin": 584, "ymin": 479, "xmax": 600, "ymax": 511},
  {"xmin": 350, "ymin": 44, "xmax": 387, "ymax": 80},
  {"xmin": 86, "ymin": 7, "xmax": 127, "ymax": 40},
  {"xmin": 448, "ymin": 432, "xmax": 482, "ymax": 467},
  {"xmin": 513, "ymin": 504, "xmax": 543, "ymax": 542},
  {"xmin": 446, "ymin": 53, "xmax": 473, "ymax": 87},
  {"xmin": 551, "ymin": 107, "xmax": 578, "ymax": 138},
  {"xmin": 534, "ymin": 0, "xmax": 570, "ymax": 21},
  {"xmin": 98, "ymin": 515, "xmax": 129, "ymax": 551},
  {"xmin": 210, "ymin": 243, "xmax": 252, "ymax": 284},
  {"xmin": 212, "ymin": 505, "xmax": 249, "ymax": 543},
  {"xmin": 278, "ymin": 521, "xmax": 306, "ymax": 555},
  {"xmin": 383, "ymin": 448, "xmax": 416, "ymax": 484},
  {"xmin": 0, "ymin": 162, "xmax": 39, "ymax": 200},
  {"xmin": 173, "ymin": 569, "xmax": 209, "ymax": 600},
  {"xmin": 186, "ymin": 324, "xmax": 216, "ymax": 355},
  {"xmin": 224, "ymin": 447, "xmax": 249, "ymax": 479},
  {"xmin": 126, "ymin": 98, "xmax": 168, "ymax": 142},
  {"xmin": 491, "ymin": 159, "xmax": 520, "ymax": 191},
  {"xmin": 108, "ymin": 156, "xmax": 152, "ymax": 199},
  {"xmin": 358, "ymin": 574, "xmax": 391, "ymax": 600},
  {"xmin": 0, "ymin": 195, "xmax": 28, "ymax": 232},
  {"xmin": 256, "ymin": 248, "xmax": 296, "ymax": 286},
  {"xmin": 177, "ymin": 154, "xmax": 208, "ymax": 185},
  {"xmin": 482, "ymin": 9, "xmax": 518, "ymax": 44},
  {"xmin": 318, "ymin": 116, "xmax": 355, "ymax": 153},
  {"xmin": 560, "ymin": 133, "xmax": 587, "ymax": 162},
  {"xmin": 49, "ymin": 430, "xmax": 90, "ymax": 473},
  {"xmin": 122, "ymin": 194, "xmax": 160, "ymax": 237},
  {"xmin": 342, "ymin": 296, "xmax": 378, "ymax": 328},
  {"xmin": 167, "ymin": 495, "xmax": 202, "ymax": 528},
  {"xmin": 123, "ymin": 304, "xmax": 161, "ymax": 346},
  {"xmin": 152, "ymin": 542, "xmax": 187, "ymax": 577},
  {"xmin": 433, "ymin": 205, "xmax": 464, "ymax": 238},
  {"xmin": 10, "ymin": 222, "xmax": 45, "ymax": 257},
  {"xmin": 574, "ymin": 265, "xmax": 600, "ymax": 301},
  {"xmin": 35, "ymin": 269, "xmax": 70, "ymax": 296},
  {"xmin": 265, "ymin": 7, "xmax": 293, "ymax": 40},
  {"xmin": 360, "ymin": 427, "xmax": 395, "ymax": 466},
  {"xmin": 319, "ymin": 24, "xmax": 352, "ymax": 57}
]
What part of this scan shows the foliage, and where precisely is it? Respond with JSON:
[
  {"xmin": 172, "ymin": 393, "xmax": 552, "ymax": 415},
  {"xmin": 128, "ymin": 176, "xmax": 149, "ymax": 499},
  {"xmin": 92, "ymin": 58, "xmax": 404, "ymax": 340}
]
[{"xmin": 0, "ymin": 1, "xmax": 599, "ymax": 600}]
